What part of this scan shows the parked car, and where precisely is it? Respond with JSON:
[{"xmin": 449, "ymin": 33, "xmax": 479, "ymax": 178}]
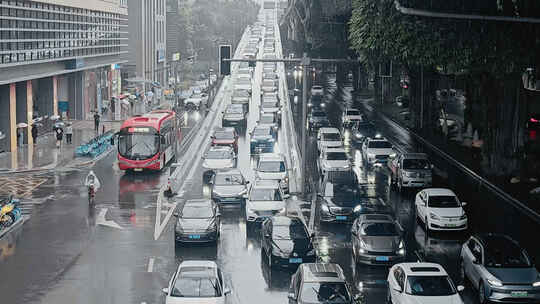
[
  {"xmin": 202, "ymin": 146, "xmax": 237, "ymax": 183},
  {"xmin": 250, "ymin": 125, "xmax": 277, "ymax": 154},
  {"xmin": 255, "ymin": 153, "xmax": 289, "ymax": 193},
  {"xmin": 351, "ymin": 214, "xmax": 405, "ymax": 266},
  {"xmin": 261, "ymin": 216, "xmax": 316, "ymax": 268},
  {"xmin": 244, "ymin": 180, "xmax": 289, "ymax": 226},
  {"xmin": 361, "ymin": 137, "xmax": 396, "ymax": 167},
  {"xmin": 289, "ymin": 263, "xmax": 359, "ymax": 304},
  {"xmin": 387, "ymin": 262, "xmax": 464, "ymax": 304},
  {"xmin": 460, "ymin": 233, "xmax": 540, "ymax": 304},
  {"xmin": 222, "ymin": 104, "xmax": 247, "ymax": 129},
  {"xmin": 415, "ymin": 188, "xmax": 468, "ymax": 232},
  {"xmin": 211, "ymin": 127, "xmax": 239, "ymax": 154},
  {"xmin": 389, "ymin": 153, "xmax": 433, "ymax": 191},
  {"xmin": 162, "ymin": 260, "xmax": 231, "ymax": 304},
  {"xmin": 173, "ymin": 199, "xmax": 221, "ymax": 244},
  {"xmin": 210, "ymin": 169, "xmax": 249, "ymax": 204}
]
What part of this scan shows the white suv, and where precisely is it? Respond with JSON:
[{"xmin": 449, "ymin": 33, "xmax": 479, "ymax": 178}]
[
  {"xmin": 317, "ymin": 127, "xmax": 343, "ymax": 153},
  {"xmin": 255, "ymin": 153, "xmax": 289, "ymax": 193},
  {"xmin": 415, "ymin": 188, "xmax": 468, "ymax": 231},
  {"xmin": 318, "ymin": 147, "xmax": 351, "ymax": 177},
  {"xmin": 361, "ymin": 137, "xmax": 396, "ymax": 166},
  {"xmin": 244, "ymin": 180, "xmax": 289, "ymax": 226}
]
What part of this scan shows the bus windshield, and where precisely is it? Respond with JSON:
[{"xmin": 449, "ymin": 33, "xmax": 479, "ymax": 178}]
[{"xmin": 118, "ymin": 128, "xmax": 159, "ymax": 160}]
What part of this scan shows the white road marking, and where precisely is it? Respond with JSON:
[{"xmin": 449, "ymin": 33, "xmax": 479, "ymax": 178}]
[
  {"xmin": 96, "ymin": 208, "xmax": 123, "ymax": 230},
  {"xmin": 147, "ymin": 257, "xmax": 155, "ymax": 273}
]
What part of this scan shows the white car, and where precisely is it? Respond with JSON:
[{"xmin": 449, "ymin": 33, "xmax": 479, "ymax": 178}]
[
  {"xmin": 311, "ymin": 85, "xmax": 324, "ymax": 96},
  {"xmin": 387, "ymin": 262, "xmax": 464, "ymax": 304},
  {"xmin": 361, "ymin": 137, "xmax": 396, "ymax": 166},
  {"xmin": 244, "ymin": 180, "xmax": 288, "ymax": 225},
  {"xmin": 233, "ymin": 76, "xmax": 252, "ymax": 94},
  {"xmin": 318, "ymin": 147, "xmax": 352, "ymax": 176},
  {"xmin": 163, "ymin": 260, "xmax": 231, "ymax": 304},
  {"xmin": 317, "ymin": 127, "xmax": 343, "ymax": 152},
  {"xmin": 415, "ymin": 188, "xmax": 468, "ymax": 231},
  {"xmin": 342, "ymin": 108, "xmax": 364, "ymax": 126},
  {"xmin": 184, "ymin": 94, "xmax": 203, "ymax": 109},
  {"xmin": 255, "ymin": 153, "xmax": 289, "ymax": 193}
]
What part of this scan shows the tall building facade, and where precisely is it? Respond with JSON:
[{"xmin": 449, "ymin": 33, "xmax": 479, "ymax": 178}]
[
  {"xmin": 0, "ymin": 0, "xmax": 128, "ymax": 152},
  {"xmin": 126, "ymin": 0, "xmax": 166, "ymax": 89}
]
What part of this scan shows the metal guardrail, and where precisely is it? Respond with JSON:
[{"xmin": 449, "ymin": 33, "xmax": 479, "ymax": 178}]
[
  {"xmin": 381, "ymin": 112, "xmax": 540, "ymax": 224},
  {"xmin": 274, "ymin": 19, "xmax": 302, "ymax": 195}
]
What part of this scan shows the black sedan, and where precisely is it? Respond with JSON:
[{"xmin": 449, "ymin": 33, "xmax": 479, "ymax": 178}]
[
  {"xmin": 261, "ymin": 216, "xmax": 316, "ymax": 268},
  {"xmin": 174, "ymin": 199, "xmax": 221, "ymax": 245}
]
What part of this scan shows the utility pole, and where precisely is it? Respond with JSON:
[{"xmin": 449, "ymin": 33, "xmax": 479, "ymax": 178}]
[{"xmin": 300, "ymin": 53, "xmax": 309, "ymax": 196}]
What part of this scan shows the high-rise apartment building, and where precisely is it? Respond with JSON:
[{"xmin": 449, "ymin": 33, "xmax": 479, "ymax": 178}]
[{"xmin": 0, "ymin": 0, "xmax": 128, "ymax": 152}]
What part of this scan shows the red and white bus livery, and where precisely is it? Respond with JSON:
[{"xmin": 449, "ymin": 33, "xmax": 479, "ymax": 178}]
[{"xmin": 117, "ymin": 110, "xmax": 181, "ymax": 171}]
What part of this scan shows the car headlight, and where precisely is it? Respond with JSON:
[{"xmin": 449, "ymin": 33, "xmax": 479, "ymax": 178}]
[
  {"xmin": 398, "ymin": 240, "xmax": 404, "ymax": 249},
  {"xmin": 459, "ymin": 214, "xmax": 468, "ymax": 220},
  {"xmin": 429, "ymin": 213, "xmax": 440, "ymax": 220},
  {"xmin": 487, "ymin": 279, "xmax": 503, "ymax": 287},
  {"xmin": 353, "ymin": 205, "xmax": 362, "ymax": 213},
  {"xmin": 355, "ymin": 133, "xmax": 363, "ymax": 138},
  {"xmin": 367, "ymin": 153, "xmax": 375, "ymax": 158},
  {"xmin": 307, "ymin": 248, "xmax": 316, "ymax": 256},
  {"xmin": 533, "ymin": 281, "xmax": 540, "ymax": 287},
  {"xmin": 389, "ymin": 153, "xmax": 397, "ymax": 158},
  {"xmin": 282, "ymin": 177, "xmax": 289, "ymax": 183},
  {"xmin": 374, "ymin": 134, "xmax": 382, "ymax": 138},
  {"xmin": 278, "ymin": 207, "xmax": 286, "ymax": 214},
  {"xmin": 403, "ymin": 171, "xmax": 414, "ymax": 177},
  {"xmin": 321, "ymin": 203, "xmax": 329, "ymax": 213}
]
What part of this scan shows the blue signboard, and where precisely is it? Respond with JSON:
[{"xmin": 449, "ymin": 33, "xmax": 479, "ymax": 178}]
[{"xmin": 58, "ymin": 101, "xmax": 69, "ymax": 112}]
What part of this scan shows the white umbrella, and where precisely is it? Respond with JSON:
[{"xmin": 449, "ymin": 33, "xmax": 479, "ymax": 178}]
[
  {"xmin": 50, "ymin": 115, "xmax": 61, "ymax": 121},
  {"xmin": 32, "ymin": 117, "xmax": 43, "ymax": 123},
  {"xmin": 54, "ymin": 121, "xmax": 65, "ymax": 128},
  {"xmin": 0, "ymin": 131, "xmax": 5, "ymax": 140},
  {"xmin": 17, "ymin": 122, "xmax": 28, "ymax": 128}
]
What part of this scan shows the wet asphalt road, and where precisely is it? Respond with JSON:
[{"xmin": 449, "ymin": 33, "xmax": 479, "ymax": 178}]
[{"xmin": 1, "ymin": 9, "xmax": 537, "ymax": 304}]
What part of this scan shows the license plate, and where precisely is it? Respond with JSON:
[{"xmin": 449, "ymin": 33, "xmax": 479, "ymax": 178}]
[
  {"xmin": 446, "ymin": 223, "xmax": 458, "ymax": 227},
  {"xmin": 511, "ymin": 291, "xmax": 528, "ymax": 297},
  {"xmin": 289, "ymin": 258, "xmax": 302, "ymax": 263},
  {"xmin": 134, "ymin": 168, "xmax": 143, "ymax": 172},
  {"xmin": 376, "ymin": 256, "xmax": 389, "ymax": 262},
  {"xmin": 336, "ymin": 216, "xmax": 347, "ymax": 220},
  {"xmin": 189, "ymin": 235, "xmax": 201, "ymax": 239}
]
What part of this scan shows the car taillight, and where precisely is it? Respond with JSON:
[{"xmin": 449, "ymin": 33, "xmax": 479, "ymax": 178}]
[{"xmin": 530, "ymin": 118, "xmax": 539, "ymax": 123}]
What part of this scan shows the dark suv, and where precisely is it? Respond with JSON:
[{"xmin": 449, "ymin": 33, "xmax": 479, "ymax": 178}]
[{"xmin": 261, "ymin": 216, "xmax": 316, "ymax": 268}]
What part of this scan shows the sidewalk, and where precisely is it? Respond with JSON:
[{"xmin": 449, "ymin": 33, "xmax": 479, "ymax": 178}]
[
  {"xmin": 0, "ymin": 120, "xmax": 121, "ymax": 173},
  {"xmin": 358, "ymin": 91, "xmax": 540, "ymax": 207}
]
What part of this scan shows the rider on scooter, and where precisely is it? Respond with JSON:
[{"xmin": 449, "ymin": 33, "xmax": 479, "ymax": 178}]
[{"xmin": 85, "ymin": 170, "xmax": 101, "ymax": 197}]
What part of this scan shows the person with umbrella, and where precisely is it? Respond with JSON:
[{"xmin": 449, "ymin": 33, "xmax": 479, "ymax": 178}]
[
  {"xmin": 93, "ymin": 112, "xmax": 100, "ymax": 133},
  {"xmin": 54, "ymin": 122, "xmax": 64, "ymax": 148}
]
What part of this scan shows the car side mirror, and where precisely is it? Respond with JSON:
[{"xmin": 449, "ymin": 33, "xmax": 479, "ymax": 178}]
[
  {"xmin": 310, "ymin": 232, "xmax": 316, "ymax": 238},
  {"xmin": 162, "ymin": 287, "xmax": 169, "ymax": 294},
  {"xmin": 351, "ymin": 230, "xmax": 357, "ymax": 236},
  {"xmin": 288, "ymin": 292, "xmax": 296, "ymax": 300},
  {"xmin": 245, "ymin": 181, "xmax": 250, "ymax": 184},
  {"xmin": 317, "ymin": 193, "xmax": 323, "ymax": 197},
  {"xmin": 457, "ymin": 285, "xmax": 465, "ymax": 292},
  {"xmin": 216, "ymin": 212, "xmax": 221, "ymax": 217},
  {"xmin": 265, "ymin": 233, "xmax": 271, "ymax": 238},
  {"xmin": 173, "ymin": 212, "xmax": 179, "ymax": 217},
  {"xmin": 224, "ymin": 287, "xmax": 232, "ymax": 295},
  {"xmin": 283, "ymin": 194, "xmax": 290, "ymax": 199},
  {"xmin": 472, "ymin": 257, "xmax": 479, "ymax": 264},
  {"xmin": 461, "ymin": 202, "xmax": 467, "ymax": 207}
]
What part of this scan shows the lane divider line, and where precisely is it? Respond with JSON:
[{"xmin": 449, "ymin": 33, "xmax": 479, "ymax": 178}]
[{"xmin": 147, "ymin": 257, "xmax": 155, "ymax": 273}]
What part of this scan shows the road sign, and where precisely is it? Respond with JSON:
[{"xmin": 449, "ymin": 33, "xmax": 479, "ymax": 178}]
[{"xmin": 172, "ymin": 53, "xmax": 180, "ymax": 61}]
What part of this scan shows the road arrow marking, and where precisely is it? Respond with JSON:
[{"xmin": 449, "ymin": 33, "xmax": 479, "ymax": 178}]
[{"xmin": 96, "ymin": 208, "xmax": 123, "ymax": 229}]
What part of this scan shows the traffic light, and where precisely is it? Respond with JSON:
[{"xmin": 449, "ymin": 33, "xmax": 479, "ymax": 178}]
[{"xmin": 219, "ymin": 45, "xmax": 231, "ymax": 76}]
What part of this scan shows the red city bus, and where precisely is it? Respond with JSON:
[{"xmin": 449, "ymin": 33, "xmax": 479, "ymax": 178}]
[{"xmin": 117, "ymin": 110, "xmax": 181, "ymax": 171}]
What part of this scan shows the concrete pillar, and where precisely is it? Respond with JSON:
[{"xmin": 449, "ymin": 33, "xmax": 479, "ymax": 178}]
[
  {"xmin": 9, "ymin": 84, "xmax": 17, "ymax": 168},
  {"xmin": 53, "ymin": 75, "xmax": 58, "ymax": 116},
  {"xmin": 26, "ymin": 80, "xmax": 33, "ymax": 146},
  {"xmin": 16, "ymin": 82, "xmax": 28, "ymax": 144}
]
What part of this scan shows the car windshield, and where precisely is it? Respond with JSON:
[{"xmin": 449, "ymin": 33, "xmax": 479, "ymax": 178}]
[
  {"xmin": 403, "ymin": 159, "xmax": 430, "ymax": 170},
  {"xmin": 300, "ymin": 282, "xmax": 350, "ymax": 303},
  {"xmin": 253, "ymin": 128, "xmax": 270, "ymax": 136},
  {"xmin": 233, "ymin": 90, "xmax": 250, "ymax": 98},
  {"xmin": 225, "ymin": 107, "xmax": 243, "ymax": 114},
  {"xmin": 260, "ymin": 115, "xmax": 275, "ymax": 123},
  {"xmin": 322, "ymin": 133, "xmax": 341, "ymax": 141},
  {"xmin": 312, "ymin": 86, "xmax": 323, "ymax": 90},
  {"xmin": 346, "ymin": 110, "xmax": 361, "ymax": 116},
  {"xmin": 171, "ymin": 268, "xmax": 221, "ymax": 298},
  {"xmin": 181, "ymin": 205, "xmax": 214, "ymax": 218},
  {"xmin": 214, "ymin": 131, "xmax": 235, "ymax": 139},
  {"xmin": 258, "ymin": 160, "xmax": 285, "ymax": 172},
  {"xmin": 361, "ymin": 222, "xmax": 398, "ymax": 236},
  {"xmin": 206, "ymin": 150, "xmax": 233, "ymax": 159},
  {"xmin": 236, "ymin": 78, "xmax": 250, "ymax": 85},
  {"xmin": 332, "ymin": 186, "xmax": 362, "ymax": 206},
  {"xmin": 312, "ymin": 111, "xmax": 326, "ymax": 117},
  {"xmin": 326, "ymin": 152, "xmax": 348, "ymax": 161},
  {"xmin": 405, "ymin": 276, "xmax": 456, "ymax": 296},
  {"xmin": 250, "ymin": 188, "xmax": 282, "ymax": 201},
  {"xmin": 428, "ymin": 195, "xmax": 460, "ymax": 208},
  {"xmin": 263, "ymin": 101, "xmax": 278, "ymax": 108},
  {"xmin": 272, "ymin": 224, "xmax": 308, "ymax": 240},
  {"xmin": 485, "ymin": 244, "xmax": 532, "ymax": 268},
  {"xmin": 263, "ymin": 80, "xmax": 275, "ymax": 86},
  {"xmin": 214, "ymin": 174, "xmax": 244, "ymax": 185},
  {"xmin": 368, "ymin": 141, "xmax": 392, "ymax": 148}
]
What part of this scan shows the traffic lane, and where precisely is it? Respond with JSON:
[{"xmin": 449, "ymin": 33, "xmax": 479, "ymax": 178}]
[
  {"xmin": 319, "ymin": 76, "xmax": 481, "ymax": 303},
  {"xmin": 0, "ymin": 108, "xmax": 203, "ymax": 303}
]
